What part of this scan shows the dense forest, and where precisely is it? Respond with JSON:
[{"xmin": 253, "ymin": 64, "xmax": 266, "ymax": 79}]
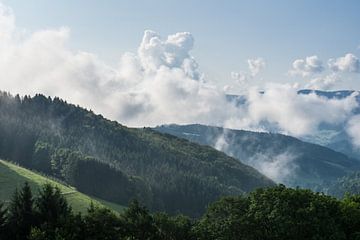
[
  {"xmin": 1, "ymin": 182, "xmax": 360, "ymax": 240},
  {"xmin": 0, "ymin": 92, "xmax": 273, "ymax": 217},
  {"xmin": 155, "ymin": 124, "xmax": 360, "ymax": 190}
]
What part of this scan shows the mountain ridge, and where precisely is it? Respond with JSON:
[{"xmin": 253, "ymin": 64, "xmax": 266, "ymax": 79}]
[{"xmin": 154, "ymin": 123, "xmax": 360, "ymax": 190}]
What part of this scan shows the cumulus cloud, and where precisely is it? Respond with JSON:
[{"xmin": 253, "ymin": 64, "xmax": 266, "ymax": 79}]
[
  {"xmin": 328, "ymin": 53, "xmax": 360, "ymax": 73},
  {"xmin": 0, "ymin": 2, "xmax": 359, "ymax": 149},
  {"xmin": 290, "ymin": 55, "xmax": 324, "ymax": 77},
  {"xmin": 230, "ymin": 57, "xmax": 265, "ymax": 89},
  {"xmin": 0, "ymin": 3, "xmax": 235, "ymax": 127}
]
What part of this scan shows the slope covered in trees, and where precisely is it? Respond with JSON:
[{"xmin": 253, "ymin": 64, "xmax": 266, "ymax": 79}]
[
  {"xmin": 0, "ymin": 92, "xmax": 273, "ymax": 216},
  {"xmin": 154, "ymin": 124, "xmax": 360, "ymax": 189}
]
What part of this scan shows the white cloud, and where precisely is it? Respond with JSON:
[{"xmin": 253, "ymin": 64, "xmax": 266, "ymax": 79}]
[
  {"xmin": 250, "ymin": 152, "xmax": 298, "ymax": 184},
  {"xmin": 248, "ymin": 57, "xmax": 265, "ymax": 77},
  {"xmin": 346, "ymin": 115, "xmax": 360, "ymax": 149},
  {"xmin": 290, "ymin": 55, "xmax": 324, "ymax": 77},
  {"xmin": 328, "ymin": 53, "xmax": 360, "ymax": 73},
  {"xmin": 305, "ymin": 74, "xmax": 340, "ymax": 90},
  {"xmin": 214, "ymin": 130, "xmax": 298, "ymax": 183},
  {"xmin": 230, "ymin": 57, "xmax": 265, "ymax": 89},
  {"xmin": 0, "ymin": 2, "xmax": 359, "ymax": 149},
  {"xmin": 224, "ymin": 84, "xmax": 358, "ymax": 136}
]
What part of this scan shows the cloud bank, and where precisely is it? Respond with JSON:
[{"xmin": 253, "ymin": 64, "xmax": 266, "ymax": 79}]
[{"xmin": 0, "ymin": 2, "xmax": 360, "ymax": 150}]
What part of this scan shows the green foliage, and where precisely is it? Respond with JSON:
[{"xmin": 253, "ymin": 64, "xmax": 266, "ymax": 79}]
[
  {"xmin": 195, "ymin": 196, "xmax": 250, "ymax": 240},
  {"xmin": 154, "ymin": 212, "xmax": 195, "ymax": 240},
  {"xmin": 196, "ymin": 185, "xmax": 357, "ymax": 240},
  {"xmin": 7, "ymin": 182, "xmax": 35, "ymax": 240},
  {"xmin": 121, "ymin": 200, "xmax": 158, "ymax": 239},
  {"xmin": 246, "ymin": 185, "xmax": 345, "ymax": 240},
  {"xmin": 83, "ymin": 203, "xmax": 122, "ymax": 240},
  {"xmin": 340, "ymin": 195, "xmax": 360, "ymax": 240},
  {"xmin": 2, "ymin": 183, "xmax": 360, "ymax": 240},
  {"xmin": 32, "ymin": 142, "xmax": 52, "ymax": 174},
  {"xmin": 35, "ymin": 184, "xmax": 72, "ymax": 229},
  {"xmin": 0, "ymin": 92, "xmax": 273, "ymax": 216}
]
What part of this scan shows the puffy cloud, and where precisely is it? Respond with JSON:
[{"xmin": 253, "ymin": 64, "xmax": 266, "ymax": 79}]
[
  {"xmin": 230, "ymin": 57, "xmax": 265, "ymax": 89},
  {"xmin": 0, "ymin": 3, "xmax": 234, "ymax": 127},
  {"xmin": 290, "ymin": 55, "xmax": 324, "ymax": 77},
  {"xmin": 138, "ymin": 30, "xmax": 200, "ymax": 80},
  {"xmin": 0, "ymin": 2, "xmax": 359, "ymax": 148},
  {"xmin": 346, "ymin": 115, "xmax": 360, "ymax": 149},
  {"xmin": 328, "ymin": 53, "xmax": 360, "ymax": 73},
  {"xmin": 248, "ymin": 57, "xmax": 265, "ymax": 77},
  {"xmin": 305, "ymin": 74, "xmax": 340, "ymax": 90}
]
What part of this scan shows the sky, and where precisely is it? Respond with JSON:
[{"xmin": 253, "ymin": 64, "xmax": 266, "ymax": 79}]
[
  {"xmin": 1, "ymin": 0, "xmax": 360, "ymax": 151},
  {"xmin": 3, "ymin": 0, "xmax": 360, "ymax": 90}
]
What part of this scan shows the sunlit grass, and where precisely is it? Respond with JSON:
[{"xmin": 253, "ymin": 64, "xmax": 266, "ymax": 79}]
[{"xmin": 0, "ymin": 159, "xmax": 125, "ymax": 213}]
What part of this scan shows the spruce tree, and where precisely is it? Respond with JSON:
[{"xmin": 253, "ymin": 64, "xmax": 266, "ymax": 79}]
[
  {"xmin": 7, "ymin": 182, "xmax": 35, "ymax": 240},
  {"xmin": 121, "ymin": 199, "xmax": 158, "ymax": 239},
  {"xmin": 36, "ymin": 183, "xmax": 71, "ymax": 228}
]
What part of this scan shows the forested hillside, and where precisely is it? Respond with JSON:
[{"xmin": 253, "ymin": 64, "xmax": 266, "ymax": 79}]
[
  {"xmin": 154, "ymin": 124, "xmax": 360, "ymax": 190},
  {"xmin": 0, "ymin": 92, "xmax": 273, "ymax": 216}
]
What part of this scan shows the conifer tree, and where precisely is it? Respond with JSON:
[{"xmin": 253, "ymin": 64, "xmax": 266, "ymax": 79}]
[
  {"xmin": 7, "ymin": 182, "xmax": 35, "ymax": 240},
  {"xmin": 36, "ymin": 183, "xmax": 71, "ymax": 228}
]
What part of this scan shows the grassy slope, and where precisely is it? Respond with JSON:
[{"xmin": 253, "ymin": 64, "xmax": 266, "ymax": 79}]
[{"xmin": 0, "ymin": 159, "xmax": 125, "ymax": 213}]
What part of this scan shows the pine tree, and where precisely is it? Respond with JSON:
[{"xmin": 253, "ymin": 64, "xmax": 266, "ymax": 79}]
[
  {"xmin": 7, "ymin": 182, "xmax": 35, "ymax": 240},
  {"xmin": 83, "ymin": 202, "xmax": 122, "ymax": 240},
  {"xmin": 121, "ymin": 199, "xmax": 158, "ymax": 239},
  {"xmin": 36, "ymin": 183, "xmax": 71, "ymax": 228}
]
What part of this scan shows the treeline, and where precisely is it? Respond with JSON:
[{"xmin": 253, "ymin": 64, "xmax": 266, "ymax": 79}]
[
  {"xmin": 0, "ymin": 92, "xmax": 273, "ymax": 216},
  {"xmin": 1, "ymin": 183, "xmax": 360, "ymax": 240}
]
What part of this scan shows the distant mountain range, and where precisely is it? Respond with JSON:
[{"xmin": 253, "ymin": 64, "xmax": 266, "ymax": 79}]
[
  {"xmin": 227, "ymin": 90, "xmax": 360, "ymax": 160},
  {"xmin": 154, "ymin": 124, "xmax": 360, "ymax": 190}
]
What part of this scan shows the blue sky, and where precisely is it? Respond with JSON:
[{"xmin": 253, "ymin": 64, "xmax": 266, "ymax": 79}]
[
  {"xmin": 3, "ymin": 0, "xmax": 360, "ymax": 89},
  {"xmin": 2, "ymin": 0, "xmax": 360, "ymax": 141}
]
